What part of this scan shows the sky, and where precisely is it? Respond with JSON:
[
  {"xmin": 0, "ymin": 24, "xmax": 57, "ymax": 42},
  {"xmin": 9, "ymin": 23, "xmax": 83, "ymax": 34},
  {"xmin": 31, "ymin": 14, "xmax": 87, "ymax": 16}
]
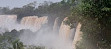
[{"xmin": 0, "ymin": 0, "xmax": 62, "ymax": 9}]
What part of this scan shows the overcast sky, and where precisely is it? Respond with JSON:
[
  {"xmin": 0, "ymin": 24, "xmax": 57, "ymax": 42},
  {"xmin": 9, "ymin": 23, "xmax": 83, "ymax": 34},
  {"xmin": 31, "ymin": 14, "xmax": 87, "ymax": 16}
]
[{"xmin": 0, "ymin": 0, "xmax": 62, "ymax": 8}]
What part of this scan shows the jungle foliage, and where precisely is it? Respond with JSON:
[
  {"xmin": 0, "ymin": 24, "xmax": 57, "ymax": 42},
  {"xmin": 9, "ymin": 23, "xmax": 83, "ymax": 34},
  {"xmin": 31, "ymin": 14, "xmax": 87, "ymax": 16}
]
[
  {"xmin": 0, "ymin": 29, "xmax": 45, "ymax": 49},
  {"xmin": 67, "ymin": 0, "xmax": 111, "ymax": 49}
]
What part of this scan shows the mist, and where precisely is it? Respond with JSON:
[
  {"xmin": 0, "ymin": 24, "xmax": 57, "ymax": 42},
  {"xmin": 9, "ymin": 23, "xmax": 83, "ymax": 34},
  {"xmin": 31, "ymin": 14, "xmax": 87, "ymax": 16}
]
[
  {"xmin": 0, "ymin": 15, "xmax": 73, "ymax": 49},
  {"xmin": 19, "ymin": 27, "xmax": 73, "ymax": 49},
  {"xmin": 0, "ymin": 15, "xmax": 40, "ymax": 34}
]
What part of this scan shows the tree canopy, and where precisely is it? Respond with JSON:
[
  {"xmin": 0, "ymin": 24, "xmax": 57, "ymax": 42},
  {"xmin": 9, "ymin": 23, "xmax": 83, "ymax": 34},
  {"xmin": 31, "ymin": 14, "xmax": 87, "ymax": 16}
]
[{"xmin": 67, "ymin": 0, "xmax": 111, "ymax": 49}]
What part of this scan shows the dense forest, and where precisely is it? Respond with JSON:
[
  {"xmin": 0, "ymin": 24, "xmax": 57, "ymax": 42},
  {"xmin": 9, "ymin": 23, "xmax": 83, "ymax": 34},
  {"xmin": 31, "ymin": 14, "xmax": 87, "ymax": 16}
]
[
  {"xmin": 67, "ymin": 0, "xmax": 111, "ymax": 49},
  {"xmin": 0, "ymin": 0, "xmax": 111, "ymax": 49}
]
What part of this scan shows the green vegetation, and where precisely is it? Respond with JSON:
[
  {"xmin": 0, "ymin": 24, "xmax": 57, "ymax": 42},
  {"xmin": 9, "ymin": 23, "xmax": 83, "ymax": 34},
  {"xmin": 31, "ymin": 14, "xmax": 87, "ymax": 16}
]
[
  {"xmin": 67, "ymin": 0, "xmax": 111, "ymax": 49},
  {"xmin": 0, "ymin": 1, "xmax": 72, "ymax": 49},
  {"xmin": 0, "ymin": 1, "xmax": 71, "ymax": 28},
  {"xmin": 0, "ymin": 0, "xmax": 111, "ymax": 49},
  {"xmin": 0, "ymin": 29, "xmax": 44, "ymax": 49},
  {"xmin": 0, "ymin": 29, "xmax": 21, "ymax": 49},
  {"xmin": 12, "ymin": 39, "xmax": 24, "ymax": 49}
]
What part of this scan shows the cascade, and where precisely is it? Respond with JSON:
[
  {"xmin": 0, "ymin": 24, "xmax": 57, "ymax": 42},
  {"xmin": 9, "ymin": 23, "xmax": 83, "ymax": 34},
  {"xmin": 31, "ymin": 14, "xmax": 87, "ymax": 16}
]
[
  {"xmin": 0, "ymin": 15, "xmax": 17, "ymax": 23},
  {"xmin": 0, "ymin": 15, "xmax": 78, "ymax": 49},
  {"xmin": 0, "ymin": 15, "xmax": 17, "ymax": 32},
  {"xmin": 59, "ymin": 17, "xmax": 83, "ymax": 49},
  {"xmin": 20, "ymin": 16, "xmax": 74, "ymax": 49},
  {"xmin": 73, "ymin": 23, "xmax": 82, "ymax": 49},
  {"xmin": 21, "ymin": 16, "xmax": 38, "ymax": 26},
  {"xmin": 59, "ymin": 17, "xmax": 71, "ymax": 41},
  {"xmin": 21, "ymin": 16, "xmax": 48, "ymax": 31},
  {"xmin": 53, "ymin": 17, "xmax": 59, "ymax": 33},
  {"xmin": 0, "ymin": 15, "xmax": 48, "ymax": 32}
]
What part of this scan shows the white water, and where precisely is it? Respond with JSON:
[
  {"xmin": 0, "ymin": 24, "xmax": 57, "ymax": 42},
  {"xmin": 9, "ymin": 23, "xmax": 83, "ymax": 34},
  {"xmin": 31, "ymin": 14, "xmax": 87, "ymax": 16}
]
[
  {"xmin": 0, "ymin": 15, "xmax": 75, "ymax": 49},
  {"xmin": 73, "ymin": 23, "xmax": 82, "ymax": 49},
  {"xmin": 20, "ymin": 17, "xmax": 73, "ymax": 49},
  {"xmin": 19, "ymin": 28, "xmax": 73, "ymax": 49},
  {"xmin": 21, "ymin": 16, "xmax": 48, "ymax": 31}
]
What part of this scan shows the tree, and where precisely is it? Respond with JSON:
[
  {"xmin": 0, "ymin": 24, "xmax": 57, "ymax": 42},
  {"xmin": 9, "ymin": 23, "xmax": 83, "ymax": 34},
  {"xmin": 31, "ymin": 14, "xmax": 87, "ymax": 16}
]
[
  {"xmin": 67, "ymin": 0, "xmax": 111, "ymax": 49},
  {"xmin": 12, "ymin": 39, "xmax": 24, "ymax": 49}
]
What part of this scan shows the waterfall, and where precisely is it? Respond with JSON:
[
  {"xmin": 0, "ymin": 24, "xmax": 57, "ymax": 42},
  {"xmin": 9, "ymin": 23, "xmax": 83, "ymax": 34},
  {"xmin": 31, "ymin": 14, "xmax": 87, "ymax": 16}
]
[
  {"xmin": 20, "ymin": 17, "xmax": 73, "ymax": 49},
  {"xmin": 53, "ymin": 17, "xmax": 59, "ymax": 33},
  {"xmin": 0, "ymin": 15, "xmax": 17, "ymax": 23},
  {"xmin": 59, "ymin": 17, "xmax": 72, "ymax": 41},
  {"xmin": 21, "ymin": 16, "xmax": 38, "ymax": 26},
  {"xmin": 0, "ymin": 15, "xmax": 78, "ymax": 49},
  {"xmin": 21, "ymin": 16, "xmax": 48, "ymax": 31},
  {"xmin": 73, "ymin": 23, "xmax": 82, "ymax": 49},
  {"xmin": 58, "ymin": 17, "xmax": 83, "ymax": 49},
  {"xmin": 0, "ymin": 15, "xmax": 48, "ymax": 32},
  {"xmin": 0, "ymin": 15, "xmax": 17, "ymax": 33}
]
